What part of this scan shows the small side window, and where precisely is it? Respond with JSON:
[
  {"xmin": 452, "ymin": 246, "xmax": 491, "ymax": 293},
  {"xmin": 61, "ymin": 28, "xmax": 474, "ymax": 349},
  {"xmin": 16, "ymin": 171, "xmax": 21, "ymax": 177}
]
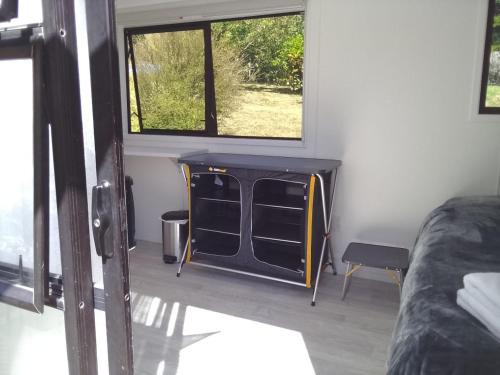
[{"xmin": 479, "ymin": 0, "xmax": 500, "ymax": 114}]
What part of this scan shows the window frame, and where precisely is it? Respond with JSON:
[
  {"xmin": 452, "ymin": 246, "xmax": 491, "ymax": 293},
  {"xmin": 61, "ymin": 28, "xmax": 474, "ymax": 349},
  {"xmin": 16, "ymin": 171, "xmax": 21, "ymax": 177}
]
[
  {"xmin": 124, "ymin": 12, "xmax": 304, "ymax": 141},
  {"xmin": 479, "ymin": 0, "xmax": 500, "ymax": 114}
]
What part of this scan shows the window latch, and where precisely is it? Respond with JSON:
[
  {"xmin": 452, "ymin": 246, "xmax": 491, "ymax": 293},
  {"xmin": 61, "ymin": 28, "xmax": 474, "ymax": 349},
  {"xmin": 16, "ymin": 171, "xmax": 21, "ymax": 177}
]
[{"xmin": 91, "ymin": 180, "xmax": 114, "ymax": 260}]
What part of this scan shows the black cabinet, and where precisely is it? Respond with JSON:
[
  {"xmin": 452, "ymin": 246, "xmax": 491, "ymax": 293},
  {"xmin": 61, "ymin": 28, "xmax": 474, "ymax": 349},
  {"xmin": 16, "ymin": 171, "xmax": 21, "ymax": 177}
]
[{"xmin": 179, "ymin": 153, "xmax": 341, "ymax": 290}]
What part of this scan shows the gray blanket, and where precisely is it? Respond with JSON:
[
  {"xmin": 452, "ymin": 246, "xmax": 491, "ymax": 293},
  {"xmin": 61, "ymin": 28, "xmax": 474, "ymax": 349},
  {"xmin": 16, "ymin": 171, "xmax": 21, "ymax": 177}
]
[{"xmin": 387, "ymin": 196, "xmax": 500, "ymax": 375}]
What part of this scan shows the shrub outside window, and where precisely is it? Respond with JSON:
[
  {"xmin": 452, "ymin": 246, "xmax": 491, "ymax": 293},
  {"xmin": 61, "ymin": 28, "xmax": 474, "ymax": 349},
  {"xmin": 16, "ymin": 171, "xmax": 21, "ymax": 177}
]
[
  {"xmin": 480, "ymin": 0, "xmax": 500, "ymax": 114},
  {"xmin": 125, "ymin": 13, "xmax": 304, "ymax": 139}
]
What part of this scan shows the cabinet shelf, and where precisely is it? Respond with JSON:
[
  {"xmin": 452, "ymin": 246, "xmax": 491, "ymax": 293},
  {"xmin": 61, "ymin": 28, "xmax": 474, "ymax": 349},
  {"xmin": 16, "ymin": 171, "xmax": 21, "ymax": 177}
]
[
  {"xmin": 253, "ymin": 239, "xmax": 304, "ymax": 273},
  {"xmin": 197, "ymin": 189, "xmax": 240, "ymax": 204},
  {"xmin": 194, "ymin": 216, "xmax": 240, "ymax": 236},
  {"xmin": 193, "ymin": 229, "xmax": 240, "ymax": 256},
  {"xmin": 252, "ymin": 222, "xmax": 302, "ymax": 244},
  {"xmin": 253, "ymin": 179, "xmax": 306, "ymax": 211},
  {"xmin": 253, "ymin": 193, "xmax": 304, "ymax": 211}
]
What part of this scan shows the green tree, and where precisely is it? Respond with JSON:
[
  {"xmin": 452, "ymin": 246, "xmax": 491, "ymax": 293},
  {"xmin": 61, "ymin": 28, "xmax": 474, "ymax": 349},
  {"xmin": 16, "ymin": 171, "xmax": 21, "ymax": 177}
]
[
  {"xmin": 274, "ymin": 33, "xmax": 304, "ymax": 91},
  {"xmin": 130, "ymin": 30, "xmax": 242, "ymax": 131},
  {"xmin": 212, "ymin": 14, "xmax": 304, "ymax": 90},
  {"xmin": 493, "ymin": 14, "xmax": 500, "ymax": 52}
]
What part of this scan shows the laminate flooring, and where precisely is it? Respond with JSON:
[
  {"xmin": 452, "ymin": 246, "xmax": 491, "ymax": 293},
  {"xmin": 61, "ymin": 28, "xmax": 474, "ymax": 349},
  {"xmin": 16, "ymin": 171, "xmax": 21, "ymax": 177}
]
[{"xmin": 130, "ymin": 241, "xmax": 399, "ymax": 375}]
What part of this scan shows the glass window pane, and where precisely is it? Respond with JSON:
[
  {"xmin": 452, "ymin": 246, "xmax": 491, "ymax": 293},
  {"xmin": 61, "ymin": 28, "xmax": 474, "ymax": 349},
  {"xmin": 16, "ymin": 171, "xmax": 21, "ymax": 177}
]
[
  {"xmin": 211, "ymin": 14, "xmax": 304, "ymax": 138},
  {"xmin": 48, "ymin": 131, "xmax": 62, "ymax": 275},
  {"xmin": 129, "ymin": 30, "xmax": 206, "ymax": 132},
  {"xmin": 0, "ymin": 58, "xmax": 34, "ymax": 279},
  {"xmin": 486, "ymin": 0, "xmax": 500, "ymax": 108},
  {"xmin": 0, "ymin": 303, "xmax": 68, "ymax": 374}
]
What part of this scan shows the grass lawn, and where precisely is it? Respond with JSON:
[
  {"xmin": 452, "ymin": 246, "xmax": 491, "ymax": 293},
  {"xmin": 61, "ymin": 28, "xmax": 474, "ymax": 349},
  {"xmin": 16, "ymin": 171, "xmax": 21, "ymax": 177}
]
[
  {"xmin": 218, "ymin": 83, "xmax": 302, "ymax": 138},
  {"xmin": 486, "ymin": 85, "xmax": 500, "ymax": 107},
  {"xmin": 130, "ymin": 83, "xmax": 303, "ymax": 137}
]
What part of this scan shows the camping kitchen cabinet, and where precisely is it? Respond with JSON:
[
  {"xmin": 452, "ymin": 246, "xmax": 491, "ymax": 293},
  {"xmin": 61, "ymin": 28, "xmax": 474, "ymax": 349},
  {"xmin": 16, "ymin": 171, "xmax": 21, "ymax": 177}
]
[{"xmin": 176, "ymin": 153, "xmax": 341, "ymax": 305}]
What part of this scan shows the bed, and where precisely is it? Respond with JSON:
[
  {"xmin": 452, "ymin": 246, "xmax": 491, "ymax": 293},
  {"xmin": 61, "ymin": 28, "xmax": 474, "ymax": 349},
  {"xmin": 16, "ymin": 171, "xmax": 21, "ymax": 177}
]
[{"xmin": 387, "ymin": 196, "xmax": 500, "ymax": 374}]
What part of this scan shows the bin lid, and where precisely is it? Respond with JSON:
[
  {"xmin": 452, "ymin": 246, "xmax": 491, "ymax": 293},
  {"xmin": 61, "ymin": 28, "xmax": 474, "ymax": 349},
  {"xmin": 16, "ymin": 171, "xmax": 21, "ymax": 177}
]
[{"xmin": 161, "ymin": 210, "xmax": 189, "ymax": 222}]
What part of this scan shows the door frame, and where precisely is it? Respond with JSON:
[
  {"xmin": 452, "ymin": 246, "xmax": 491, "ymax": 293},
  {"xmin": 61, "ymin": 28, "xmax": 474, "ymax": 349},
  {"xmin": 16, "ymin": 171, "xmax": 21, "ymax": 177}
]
[
  {"xmin": 42, "ymin": 0, "xmax": 99, "ymax": 374},
  {"xmin": 1, "ymin": 1, "xmax": 134, "ymax": 373},
  {"xmin": 85, "ymin": 0, "xmax": 134, "ymax": 373}
]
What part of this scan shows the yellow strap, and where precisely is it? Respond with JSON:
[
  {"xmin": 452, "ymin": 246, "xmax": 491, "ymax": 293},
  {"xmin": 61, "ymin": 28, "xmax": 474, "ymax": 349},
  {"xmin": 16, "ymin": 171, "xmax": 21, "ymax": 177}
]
[
  {"xmin": 305, "ymin": 175, "xmax": 316, "ymax": 288},
  {"xmin": 184, "ymin": 165, "xmax": 192, "ymax": 263}
]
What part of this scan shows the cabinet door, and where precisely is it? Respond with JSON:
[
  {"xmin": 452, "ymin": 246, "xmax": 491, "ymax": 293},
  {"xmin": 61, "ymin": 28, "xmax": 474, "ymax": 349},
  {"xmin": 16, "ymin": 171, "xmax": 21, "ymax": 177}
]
[
  {"xmin": 190, "ymin": 171, "xmax": 242, "ymax": 257},
  {"xmin": 252, "ymin": 178, "xmax": 307, "ymax": 274}
]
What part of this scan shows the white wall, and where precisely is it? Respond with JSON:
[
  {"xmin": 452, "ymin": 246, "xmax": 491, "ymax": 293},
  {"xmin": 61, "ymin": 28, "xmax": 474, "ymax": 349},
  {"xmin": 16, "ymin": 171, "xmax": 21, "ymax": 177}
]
[
  {"xmin": 123, "ymin": 0, "xmax": 500, "ymax": 281},
  {"xmin": 125, "ymin": 156, "xmax": 187, "ymax": 242}
]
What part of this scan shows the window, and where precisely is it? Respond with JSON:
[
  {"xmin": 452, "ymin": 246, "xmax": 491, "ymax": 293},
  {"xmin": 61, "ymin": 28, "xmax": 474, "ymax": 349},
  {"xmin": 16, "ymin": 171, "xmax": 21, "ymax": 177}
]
[
  {"xmin": 125, "ymin": 12, "xmax": 304, "ymax": 139},
  {"xmin": 480, "ymin": 0, "xmax": 500, "ymax": 114},
  {"xmin": 0, "ymin": 35, "xmax": 47, "ymax": 313}
]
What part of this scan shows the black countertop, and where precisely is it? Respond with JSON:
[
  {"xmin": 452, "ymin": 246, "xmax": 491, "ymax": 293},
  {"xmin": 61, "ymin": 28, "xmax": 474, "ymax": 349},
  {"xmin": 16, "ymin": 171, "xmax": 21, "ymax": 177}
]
[{"xmin": 178, "ymin": 153, "xmax": 341, "ymax": 174}]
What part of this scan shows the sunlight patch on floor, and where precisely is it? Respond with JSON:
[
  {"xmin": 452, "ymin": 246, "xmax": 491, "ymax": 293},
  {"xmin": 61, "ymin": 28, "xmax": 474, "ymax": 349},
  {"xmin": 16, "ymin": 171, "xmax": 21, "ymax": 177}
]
[
  {"xmin": 175, "ymin": 305, "xmax": 316, "ymax": 375},
  {"xmin": 131, "ymin": 292, "xmax": 316, "ymax": 375},
  {"xmin": 166, "ymin": 302, "xmax": 179, "ymax": 337}
]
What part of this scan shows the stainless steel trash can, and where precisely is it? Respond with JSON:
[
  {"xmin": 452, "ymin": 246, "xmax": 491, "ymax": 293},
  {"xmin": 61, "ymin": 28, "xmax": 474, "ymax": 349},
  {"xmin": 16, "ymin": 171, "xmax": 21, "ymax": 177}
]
[{"xmin": 161, "ymin": 210, "xmax": 188, "ymax": 264}]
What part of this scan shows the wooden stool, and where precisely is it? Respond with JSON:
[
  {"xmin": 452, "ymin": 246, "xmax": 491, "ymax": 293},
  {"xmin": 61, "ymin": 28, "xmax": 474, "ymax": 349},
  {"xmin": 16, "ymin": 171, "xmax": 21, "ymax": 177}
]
[{"xmin": 341, "ymin": 242, "xmax": 409, "ymax": 300}]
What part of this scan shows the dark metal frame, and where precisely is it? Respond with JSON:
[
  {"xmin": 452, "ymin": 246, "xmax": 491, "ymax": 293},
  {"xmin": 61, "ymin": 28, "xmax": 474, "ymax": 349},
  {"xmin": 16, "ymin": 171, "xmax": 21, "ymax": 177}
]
[
  {"xmin": 85, "ymin": 0, "xmax": 135, "ymax": 373},
  {"xmin": 479, "ymin": 0, "xmax": 500, "ymax": 114},
  {"xmin": 124, "ymin": 12, "xmax": 304, "ymax": 140},
  {"xmin": 125, "ymin": 22, "xmax": 212, "ymax": 137},
  {"xmin": 2, "ymin": 1, "xmax": 133, "ymax": 373},
  {"xmin": 42, "ymin": 0, "xmax": 98, "ymax": 373},
  {"xmin": 310, "ymin": 170, "xmax": 338, "ymax": 306},
  {"xmin": 0, "ymin": 30, "xmax": 47, "ymax": 313}
]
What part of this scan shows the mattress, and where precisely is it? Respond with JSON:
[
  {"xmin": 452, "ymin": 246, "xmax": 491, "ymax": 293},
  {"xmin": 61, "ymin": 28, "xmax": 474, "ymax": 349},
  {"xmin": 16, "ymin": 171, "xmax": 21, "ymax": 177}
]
[{"xmin": 387, "ymin": 196, "xmax": 500, "ymax": 375}]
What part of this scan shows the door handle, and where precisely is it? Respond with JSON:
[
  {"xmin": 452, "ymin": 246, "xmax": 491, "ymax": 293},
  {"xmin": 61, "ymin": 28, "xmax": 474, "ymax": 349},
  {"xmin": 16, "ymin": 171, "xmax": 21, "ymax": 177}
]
[{"xmin": 91, "ymin": 180, "xmax": 114, "ymax": 260}]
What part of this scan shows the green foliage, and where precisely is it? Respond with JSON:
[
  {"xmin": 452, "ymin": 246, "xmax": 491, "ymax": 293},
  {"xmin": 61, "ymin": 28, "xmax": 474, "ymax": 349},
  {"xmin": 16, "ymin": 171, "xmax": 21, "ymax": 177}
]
[
  {"xmin": 128, "ymin": 69, "xmax": 140, "ymax": 132},
  {"xmin": 131, "ymin": 30, "xmax": 243, "ymax": 131},
  {"xmin": 132, "ymin": 31, "xmax": 205, "ymax": 131},
  {"xmin": 212, "ymin": 14, "xmax": 304, "ymax": 91},
  {"xmin": 274, "ymin": 33, "xmax": 304, "ymax": 91},
  {"xmin": 492, "ymin": 15, "xmax": 500, "ymax": 52},
  {"xmin": 489, "ymin": 9, "xmax": 500, "ymax": 85},
  {"xmin": 211, "ymin": 34, "xmax": 245, "ymax": 122}
]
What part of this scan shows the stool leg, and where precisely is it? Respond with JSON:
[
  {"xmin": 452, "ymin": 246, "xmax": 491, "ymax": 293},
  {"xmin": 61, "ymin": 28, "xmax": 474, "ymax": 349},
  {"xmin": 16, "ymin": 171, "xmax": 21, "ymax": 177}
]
[
  {"xmin": 341, "ymin": 262, "xmax": 352, "ymax": 300},
  {"xmin": 176, "ymin": 239, "xmax": 189, "ymax": 277},
  {"xmin": 397, "ymin": 269, "xmax": 404, "ymax": 298}
]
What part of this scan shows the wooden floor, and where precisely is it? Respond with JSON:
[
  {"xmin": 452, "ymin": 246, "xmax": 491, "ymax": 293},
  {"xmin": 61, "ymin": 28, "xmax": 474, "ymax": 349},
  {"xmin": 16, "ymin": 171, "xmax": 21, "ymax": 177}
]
[{"xmin": 130, "ymin": 241, "xmax": 399, "ymax": 375}]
